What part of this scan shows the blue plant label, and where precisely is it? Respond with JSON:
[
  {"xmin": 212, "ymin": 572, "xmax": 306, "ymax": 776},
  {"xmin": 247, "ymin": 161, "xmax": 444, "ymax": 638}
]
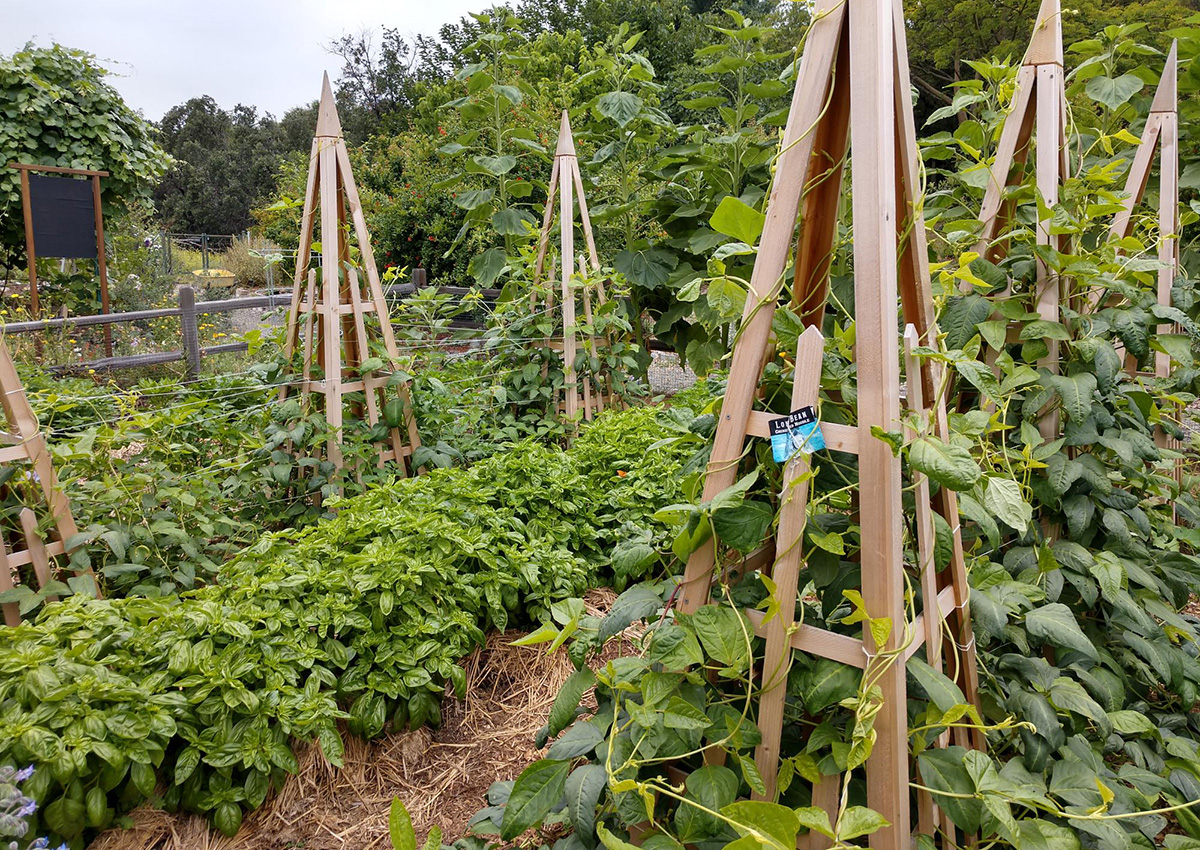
[{"xmin": 769, "ymin": 405, "xmax": 825, "ymax": 462}]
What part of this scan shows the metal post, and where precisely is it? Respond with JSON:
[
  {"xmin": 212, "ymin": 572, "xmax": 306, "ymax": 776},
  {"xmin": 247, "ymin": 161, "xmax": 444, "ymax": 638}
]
[
  {"xmin": 179, "ymin": 285, "xmax": 201, "ymax": 379},
  {"xmin": 201, "ymin": 233, "xmax": 209, "ymax": 271}
]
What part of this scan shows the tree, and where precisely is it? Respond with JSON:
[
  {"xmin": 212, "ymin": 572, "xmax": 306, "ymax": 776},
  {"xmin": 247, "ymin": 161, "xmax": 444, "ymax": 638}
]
[
  {"xmin": 326, "ymin": 27, "xmax": 424, "ymax": 138},
  {"xmin": 906, "ymin": 0, "xmax": 1195, "ymax": 112},
  {"xmin": 0, "ymin": 42, "xmax": 172, "ymax": 274},
  {"xmin": 154, "ymin": 97, "xmax": 300, "ymax": 235}
]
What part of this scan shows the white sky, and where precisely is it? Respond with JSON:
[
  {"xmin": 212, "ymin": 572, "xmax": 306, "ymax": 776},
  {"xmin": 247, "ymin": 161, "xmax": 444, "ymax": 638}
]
[{"xmin": 1, "ymin": 0, "xmax": 483, "ymax": 120}]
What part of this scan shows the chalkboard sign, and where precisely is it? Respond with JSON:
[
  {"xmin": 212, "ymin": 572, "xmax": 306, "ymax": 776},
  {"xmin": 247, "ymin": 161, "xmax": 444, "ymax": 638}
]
[{"xmin": 28, "ymin": 173, "xmax": 97, "ymax": 259}]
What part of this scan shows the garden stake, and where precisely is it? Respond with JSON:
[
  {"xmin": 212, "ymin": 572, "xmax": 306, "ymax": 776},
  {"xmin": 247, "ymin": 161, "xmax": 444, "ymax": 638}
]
[
  {"xmin": 672, "ymin": 0, "xmax": 982, "ymax": 846},
  {"xmin": 279, "ymin": 74, "xmax": 420, "ymax": 480}
]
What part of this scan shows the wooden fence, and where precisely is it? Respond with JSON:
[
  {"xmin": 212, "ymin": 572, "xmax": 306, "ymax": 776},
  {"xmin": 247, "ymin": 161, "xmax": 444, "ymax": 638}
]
[{"xmin": 0, "ymin": 270, "xmax": 509, "ymax": 378}]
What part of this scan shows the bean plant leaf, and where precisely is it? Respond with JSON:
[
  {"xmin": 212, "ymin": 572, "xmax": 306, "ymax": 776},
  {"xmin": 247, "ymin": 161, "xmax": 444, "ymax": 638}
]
[
  {"xmin": 840, "ymin": 807, "xmax": 890, "ymax": 841},
  {"xmin": 549, "ymin": 669, "xmax": 596, "ymax": 736},
  {"xmin": 692, "ymin": 605, "xmax": 751, "ymax": 669},
  {"xmin": 676, "ymin": 765, "xmax": 739, "ymax": 841},
  {"xmin": 917, "ymin": 748, "xmax": 982, "ymax": 833},
  {"xmin": 502, "ymin": 759, "xmax": 571, "ymax": 840},
  {"xmin": 712, "ymin": 499, "xmax": 773, "ymax": 552},
  {"xmin": 984, "ymin": 477, "xmax": 1033, "ymax": 532},
  {"xmin": 909, "ymin": 436, "xmax": 982, "ymax": 491},
  {"xmin": 565, "ymin": 764, "xmax": 607, "ymax": 844},
  {"xmin": 1025, "ymin": 603, "xmax": 1099, "ymax": 662},
  {"xmin": 1045, "ymin": 373, "xmax": 1097, "ymax": 422}
]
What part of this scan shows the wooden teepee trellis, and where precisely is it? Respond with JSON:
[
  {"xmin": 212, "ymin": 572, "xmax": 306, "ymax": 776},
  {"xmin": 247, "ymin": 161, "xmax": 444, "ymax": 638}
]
[
  {"xmin": 279, "ymin": 74, "xmax": 420, "ymax": 477},
  {"xmin": 1097, "ymin": 45, "xmax": 1183, "ymax": 491},
  {"xmin": 972, "ymin": 0, "xmax": 1069, "ymax": 438},
  {"xmin": 0, "ymin": 338, "xmax": 96, "ymax": 626},
  {"xmin": 1100, "ymin": 44, "xmax": 1180, "ymax": 367},
  {"xmin": 531, "ymin": 111, "xmax": 622, "ymax": 423},
  {"xmin": 674, "ymin": 0, "xmax": 981, "ymax": 844}
]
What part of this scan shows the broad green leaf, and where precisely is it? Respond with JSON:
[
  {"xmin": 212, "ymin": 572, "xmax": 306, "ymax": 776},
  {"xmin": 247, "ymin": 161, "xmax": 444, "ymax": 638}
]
[
  {"xmin": 907, "ymin": 656, "xmax": 966, "ymax": 713},
  {"xmin": 721, "ymin": 801, "xmax": 800, "ymax": 848},
  {"xmin": 469, "ymin": 247, "xmax": 508, "ymax": 287},
  {"xmin": 1085, "ymin": 73, "xmax": 1144, "ymax": 109},
  {"xmin": 692, "ymin": 605, "xmax": 751, "ymax": 669},
  {"xmin": 712, "ymin": 500, "xmax": 774, "ymax": 551},
  {"xmin": 549, "ymin": 669, "xmax": 596, "ymax": 736},
  {"xmin": 473, "ymin": 154, "xmax": 517, "ymax": 176},
  {"xmin": 676, "ymin": 765, "xmax": 739, "ymax": 841},
  {"xmin": 839, "ymin": 806, "xmax": 889, "ymax": 841},
  {"xmin": 710, "ymin": 196, "xmax": 766, "ymax": 244},
  {"xmin": 941, "ymin": 295, "xmax": 992, "ymax": 349},
  {"xmin": 454, "ymin": 187, "xmax": 495, "ymax": 210},
  {"xmin": 390, "ymin": 798, "xmax": 417, "ymax": 850},
  {"xmin": 501, "ymin": 759, "xmax": 571, "ymax": 840},
  {"xmin": 984, "ymin": 477, "xmax": 1033, "ymax": 532},
  {"xmin": 910, "ymin": 436, "xmax": 982, "ymax": 491},
  {"xmin": 793, "ymin": 807, "xmax": 834, "ymax": 839},
  {"xmin": 1045, "ymin": 373, "xmax": 1097, "ymax": 422},
  {"xmin": 917, "ymin": 748, "xmax": 982, "ymax": 833},
  {"xmin": 565, "ymin": 764, "xmax": 606, "ymax": 843},
  {"xmin": 615, "ymin": 247, "xmax": 678, "ymax": 290},
  {"xmin": 597, "ymin": 91, "xmax": 644, "ymax": 127},
  {"xmin": 1025, "ymin": 603, "xmax": 1099, "ymax": 662}
]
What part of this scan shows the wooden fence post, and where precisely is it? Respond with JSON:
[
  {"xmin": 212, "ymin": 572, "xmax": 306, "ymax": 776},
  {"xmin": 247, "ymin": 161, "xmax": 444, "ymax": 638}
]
[
  {"xmin": 413, "ymin": 267, "xmax": 427, "ymax": 288},
  {"xmin": 179, "ymin": 285, "xmax": 201, "ymax": 379}
]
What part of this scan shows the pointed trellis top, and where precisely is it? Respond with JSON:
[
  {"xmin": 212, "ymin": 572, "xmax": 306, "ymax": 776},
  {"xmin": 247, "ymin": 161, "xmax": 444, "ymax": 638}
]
[
  {"xmin": 1025, "ymin": 0, "xmax": 1064, "ymax": 66},
  {"xmin": 1150, "ymin": 40, "xmax": 1179, "ymax": 114},
  {"xmin": 315, "ymin": 73, "xmax": 343, "ymax": 138},
  {"xmin": 554, "ymin": 109, "xmax": 577, "ymax": 159}
]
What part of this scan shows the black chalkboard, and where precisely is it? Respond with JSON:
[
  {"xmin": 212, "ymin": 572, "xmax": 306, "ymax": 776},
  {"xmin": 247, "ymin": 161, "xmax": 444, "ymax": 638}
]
[{"xmin": 28, "ymin": 174, "xmax": 97, "ymax": 259}]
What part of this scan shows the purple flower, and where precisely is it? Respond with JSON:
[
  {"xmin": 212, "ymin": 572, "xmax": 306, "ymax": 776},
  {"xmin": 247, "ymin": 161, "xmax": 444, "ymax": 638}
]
[
  {"xmin": 16, "ymin": 802, "xmax": 34, "ymax": 817},
  {"xmin": 13, "ymin": 768, "xmax": 32, "ymax": 783}
]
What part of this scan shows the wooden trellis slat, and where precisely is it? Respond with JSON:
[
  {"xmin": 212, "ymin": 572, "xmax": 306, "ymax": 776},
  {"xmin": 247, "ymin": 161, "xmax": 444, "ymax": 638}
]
[
  {"xmin": 279, "ymin": 74, "xmax": 420, "ymax": 479},
  {"xmin": 1094, "ymin": 45, "xmax": 1182, "ymax": 493},
  {"xmin": 0, "ymin": 338, "xmax": 97, "ymax": 626},
  {"xmin": 672, "ymin": 0, "xmax": 981, "ymax": 844},
  {"xmin": 971, "ymin": 0, "xmax": 1068, "ymax": 439},
  {"xmin": 531, "ymin": 111, "xmax": 624, "ymax": 425}
]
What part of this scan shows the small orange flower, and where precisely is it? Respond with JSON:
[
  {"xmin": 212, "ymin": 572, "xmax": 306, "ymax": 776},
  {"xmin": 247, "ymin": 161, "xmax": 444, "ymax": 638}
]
[{"xmin": 617, "ymin": 470, "xmax": 627, "ymax": 477}]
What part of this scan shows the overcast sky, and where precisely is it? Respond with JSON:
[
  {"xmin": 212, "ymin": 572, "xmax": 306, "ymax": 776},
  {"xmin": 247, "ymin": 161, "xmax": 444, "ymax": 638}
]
[{"xmin": 3, "ymin": 0, "xmax": 483, "ymax": 121}]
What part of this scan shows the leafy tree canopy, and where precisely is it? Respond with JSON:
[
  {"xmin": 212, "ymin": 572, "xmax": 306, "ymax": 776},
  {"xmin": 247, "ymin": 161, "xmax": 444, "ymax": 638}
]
[{"xmin": 0, "ymin": 42, "xmax": 172, "ymax": 272}]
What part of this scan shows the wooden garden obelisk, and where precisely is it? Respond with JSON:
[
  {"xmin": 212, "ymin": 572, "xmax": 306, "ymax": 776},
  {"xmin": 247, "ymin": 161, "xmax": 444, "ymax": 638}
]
[
  {"xmin": 530, "ymin": 110, "xmax": 621, "ymax": 424},
  {"xmin": 279, "ymin": 75, "xmax": 420, "ymax": 477},
  {"xmin": 672, "ymin": 0, "xmax": 981, "ymax": 844}
]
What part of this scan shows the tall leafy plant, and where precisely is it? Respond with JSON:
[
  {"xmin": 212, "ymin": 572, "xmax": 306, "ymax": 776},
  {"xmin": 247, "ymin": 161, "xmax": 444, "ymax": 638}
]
[{"xmin": 437, "ymin": 11, "xmax": 551, "ymax": 288}]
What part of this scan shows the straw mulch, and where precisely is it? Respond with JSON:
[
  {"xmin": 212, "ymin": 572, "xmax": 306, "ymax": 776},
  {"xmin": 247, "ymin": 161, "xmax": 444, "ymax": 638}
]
[{"xmin": 93, "ymin": 588, "xmax": 627, "ymax": 850}]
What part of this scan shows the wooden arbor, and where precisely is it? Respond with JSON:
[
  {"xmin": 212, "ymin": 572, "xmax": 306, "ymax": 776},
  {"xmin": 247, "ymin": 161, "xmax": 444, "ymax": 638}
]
[
  {"xmin": 279, "ymin": 75, "xmax": 420, "ymax": 476},
  {"xmin": 0, "ymin": 339, "xmax": 96, "ymax": 626},
  {"xmin": 674, "ymin": 0, "xmax": 980, "ymax": 845},
  {"xmin": 531, "ymin": 111, "xmax": 620, "ymax": 423},
  {"xmin": 972, "ymin": 0, "xmax": 1069, "ymax": 436}
]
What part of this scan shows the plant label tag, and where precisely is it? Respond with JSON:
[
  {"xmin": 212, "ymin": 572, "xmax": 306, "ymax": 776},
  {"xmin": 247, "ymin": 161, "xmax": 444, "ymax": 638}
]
[{"xmin": 769, "ymin": 406, "xmax": 824, "ymax": 462}]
